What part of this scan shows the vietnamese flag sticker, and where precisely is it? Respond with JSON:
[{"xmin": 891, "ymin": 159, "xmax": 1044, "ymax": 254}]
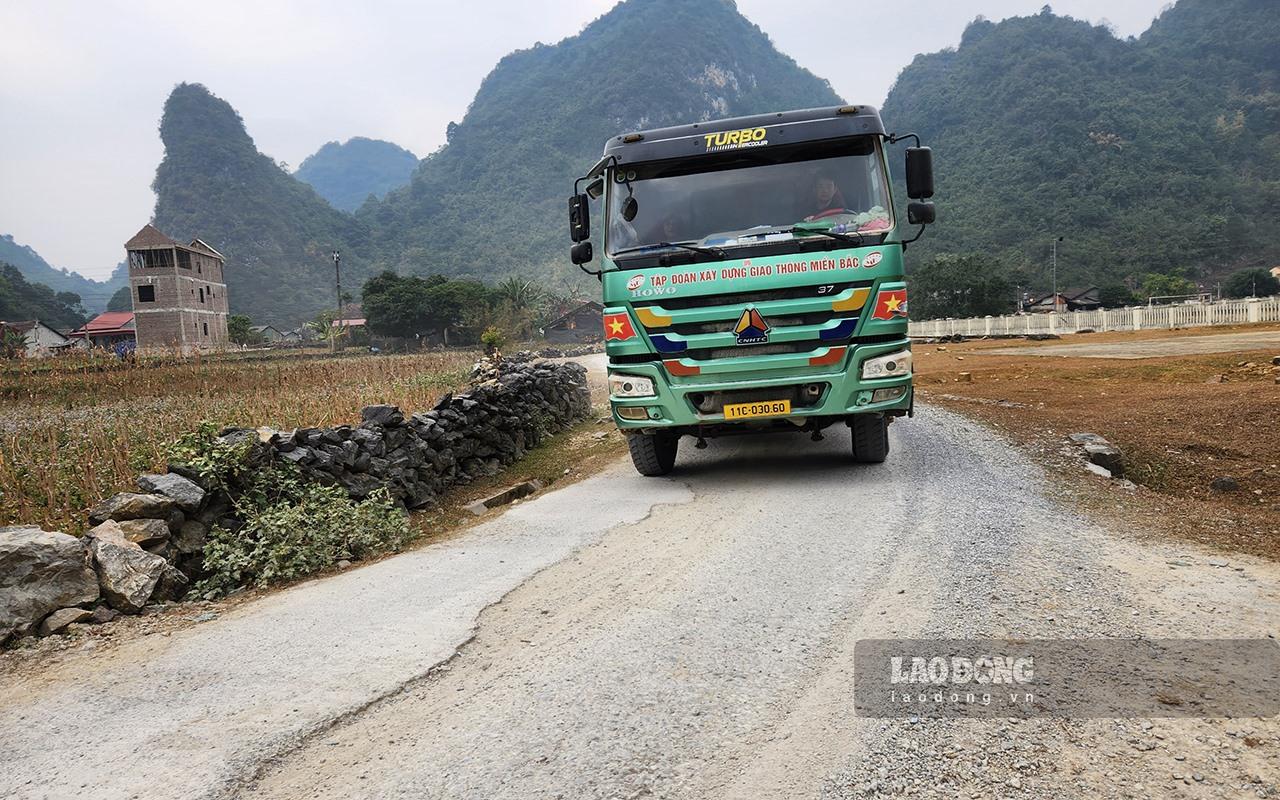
[
  {"xmin": 604, "ymin": 311, "xmax": 637, "ymax": 341},
  {"xmin": 872, "ymin": 289, "xmax": 908, "ymax": 320}
]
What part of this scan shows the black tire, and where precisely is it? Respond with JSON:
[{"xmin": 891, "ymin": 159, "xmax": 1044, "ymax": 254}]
[
  {"xmin": 850, "ymin": 414, "xmax": 890, "ymax": 463},
  {"xmin": 627, "ymin": 432, "xmax": 679, "ymax": 476}
]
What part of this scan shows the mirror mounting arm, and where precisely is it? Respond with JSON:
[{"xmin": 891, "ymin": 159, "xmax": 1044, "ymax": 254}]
[
  {"xmin": 900, "ymin": 225, "xmax": 928, "ymax": 250},
  {"xmin": 887, "ymin": 132, "xmax": 921, "ymax": 148}
]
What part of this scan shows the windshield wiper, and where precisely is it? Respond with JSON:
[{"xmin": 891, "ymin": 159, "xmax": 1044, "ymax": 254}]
[
  {"xmin": 611, "ymin": 241, "xmax": 726, "ymax": 259},
  {"xmin": 738, "ymin": 226, "xmax": 866, "ymax": 247},
  {"xmin": 789, "ymin": 226, "xmax": 866, "ymax": 246}
]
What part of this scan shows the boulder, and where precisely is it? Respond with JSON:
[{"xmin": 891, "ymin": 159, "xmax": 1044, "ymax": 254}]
[
  {"xmin": 172, "ymin": 520, "xmax": 208, "ymax": 555},
  {"xmin": 88, "ymin": 492, "xmax": 175, "ymax": 524},
  {"xmin": 115, "ymin": 518, "xmax": 171, "ymax": 549},
  {"xmin": 0, "ymin": 526, "xmax": 100, "ymax": 642},
  {"xmin": 38, "ymin": 607, "xmax": 94, "ymax": 636},
  {"xmin": 137, "ymin": 473, "xmax": 206, "ymax": 512},
  {"xmin": 91, "ymin": 530, "xmax": 167, "ymax": 612},
  {"xmin": 152, "ymin": 565, "xmax": 190, "ymax": 602}
]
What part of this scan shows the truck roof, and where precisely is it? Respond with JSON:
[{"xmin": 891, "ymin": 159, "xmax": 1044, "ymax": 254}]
[{"xmin": 600, "ymin": 105, "xmax": 887, "ymax": 166}]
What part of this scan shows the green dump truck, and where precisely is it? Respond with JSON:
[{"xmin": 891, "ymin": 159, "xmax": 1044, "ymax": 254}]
[{"xmin": 568, "ymin": 105, "xmax": 936, "ymax": 476}]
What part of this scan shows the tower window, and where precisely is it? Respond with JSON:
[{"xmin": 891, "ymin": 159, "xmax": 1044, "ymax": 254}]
[
  {"xmin": 198, "ymin": 287, "xmax": 205, "ymax": 303},
  {"xmin": 137, "ymin": 285, "xmax": 155, "ymax": 303},
  {"xmin": 203, "ymin": 322, "xmax": 209, "ymax": 337}
]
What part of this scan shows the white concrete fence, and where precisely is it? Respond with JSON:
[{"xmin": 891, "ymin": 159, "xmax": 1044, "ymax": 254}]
[{"xmin": 908, "ymin": 296, "xmax": 1280, "ymax": 338}]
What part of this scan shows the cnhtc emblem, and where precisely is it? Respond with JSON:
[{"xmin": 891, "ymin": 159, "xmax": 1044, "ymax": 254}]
[{"xmin": 734, "ymin": 307, "xmax": 770, "ymax": 345}]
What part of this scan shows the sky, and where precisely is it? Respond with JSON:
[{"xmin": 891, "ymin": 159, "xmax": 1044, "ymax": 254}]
[{"xmin": 0, "ymin": 0, "xmax": 1172, "ymax": 280}]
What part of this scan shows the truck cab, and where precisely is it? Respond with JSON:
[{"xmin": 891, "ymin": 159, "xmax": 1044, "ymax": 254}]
[{"xmin": 568, "ymin": 105, "xmax": 935, "ymax": 476}]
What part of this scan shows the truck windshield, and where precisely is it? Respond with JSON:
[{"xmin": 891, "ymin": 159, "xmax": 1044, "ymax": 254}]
[{"xmin": 606, "ymin": 137, "xmax": 893, "ymax": 260}]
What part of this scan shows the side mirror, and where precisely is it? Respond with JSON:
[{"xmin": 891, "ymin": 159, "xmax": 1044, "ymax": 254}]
[
  {"xmin": 570, "ymin": 241, "xmax": 593, "ymax": 265},
  {"xmin": 905, "ymin": 146, "xmax": 935, "ymax": 199},
  {"xmin": 907, "ymin": 201, "xmax": 936, "ymax": 225},
  {"xmin": 569, "ymin": 194, "xmax": 590, "ymax": 242}
]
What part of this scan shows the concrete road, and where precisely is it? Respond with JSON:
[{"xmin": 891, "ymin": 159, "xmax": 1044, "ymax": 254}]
[
  {"xmin": 3, "ymin": 405, "xmax": 1279, "ymax": 798},
  {"xmin": 985, "ymin": 328, "xmax": 1280, "ymax": 359}
]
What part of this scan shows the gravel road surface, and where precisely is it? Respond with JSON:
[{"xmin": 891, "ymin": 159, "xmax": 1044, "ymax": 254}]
[{"xmin": 3, "ymin": 398, "xmax": 1278, "ymax": 798}]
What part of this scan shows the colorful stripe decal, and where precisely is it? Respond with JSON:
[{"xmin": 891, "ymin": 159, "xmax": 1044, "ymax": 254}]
[
  {"xmin": 832, "ymin": 287, "xmax": 871, "ymax": 312},
  {"xmin": 819, "ymin": 318, "xmax": 859, "ymax": 340},
  {"xmin": 634, "ymin": 307, "xmax": 672, "ymax": 328},
  {"xmin": 649, "ymin": 334, "xmax": 688, "ymax": 353},
  {"xmin": 808, "ymin": 346, "xmax": 847, "ymax": 367},
  {"xmin": 664, "ymin": 360, "xmax": 701, "ymax": 376}
]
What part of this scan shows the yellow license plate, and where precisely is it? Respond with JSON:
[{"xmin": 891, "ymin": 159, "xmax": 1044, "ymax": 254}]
[{"xmin": 723, "ymin": 399, "xmax": 792, "ymax": 420}]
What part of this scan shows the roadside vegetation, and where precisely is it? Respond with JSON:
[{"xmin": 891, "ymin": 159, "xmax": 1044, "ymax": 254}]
[{"xmin": 0, "ymin": 348, "xmax": 476, "ymax": 535}]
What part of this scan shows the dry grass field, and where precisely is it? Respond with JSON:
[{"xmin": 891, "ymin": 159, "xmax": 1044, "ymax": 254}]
[{"xmin": 0, "ymin": 348, "xmax": 478, "ymax": 535}]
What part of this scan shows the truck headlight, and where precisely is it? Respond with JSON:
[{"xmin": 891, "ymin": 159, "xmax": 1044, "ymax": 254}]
[
  {"xmin": 609, "ymin": 373, "xmax": 656, "ymax": 398},
  {"xmin": 861, "ymin": 349, "xmax": 912, "ymax": 380}
]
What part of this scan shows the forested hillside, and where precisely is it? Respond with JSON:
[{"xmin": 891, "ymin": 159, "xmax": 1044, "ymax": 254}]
[
  {"xmin": 0, "ymin": 263, "xmax": 87, "ymax": 330},
  {"xmin": 0, "ymin": 235, "xmax": 124, "ymax": 313},
  {"xmin": 295, "ymin": 138, "xmax": 419, "ymax": 212},
  {"xmin": 882, "ymin": 0, "xmax": 1280, "ymax": 297},
  {"xmin": 151, "ymin": 84, "xmax": 373, "ymax": 325},
  {"xmin": 360, "ymin": 0, "xmax": 841, "ymax": 284}
]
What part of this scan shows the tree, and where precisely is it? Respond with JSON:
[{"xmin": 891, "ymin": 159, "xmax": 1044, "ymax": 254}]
[
  {"xmin": 495, "ymin": 276, "xmax": 543, "ymax": 310},
  {"xmin": 1098, "ymin": 282, "xmax": 1136, "ymax": 308},
  {"xmin": 107, "ymin": 285, "xmax": 133, "ymax": 312},
  {"xmin": 362, "ymin": 271, "xmax": 433, "ymax": 339},
  {"xmin": 227, "ymin": 314, "xmax": 263, "ymax": 345},
  {"xmin": 1, "ymin": 327, "xmax": 27, "ymax": 359},
  {"xmin": 908, "ymin": 253, "xmax": 1016, "ymax": 320},
  {"xmin": 1137, "ymin": 273, "xmax": 1197, "ymax": 301},
  {"xmin": 1222, "ymin": 268, "xmax": 1279, "ymax": 298}
]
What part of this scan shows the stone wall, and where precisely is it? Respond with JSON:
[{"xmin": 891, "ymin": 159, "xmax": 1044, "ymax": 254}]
[{"xmin": 0, "ymin": 358, "xmax": 591, "ymax": 644}]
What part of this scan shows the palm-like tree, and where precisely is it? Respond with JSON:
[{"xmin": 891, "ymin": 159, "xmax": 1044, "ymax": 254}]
[{"xmin": 495, "ymin": 276, "xmax": 544, "ymax": 310}]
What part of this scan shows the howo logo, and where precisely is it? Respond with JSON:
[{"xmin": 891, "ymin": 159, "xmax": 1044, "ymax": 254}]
[{"xmin": 733, "ymin": 307, "xmax": 770, "ymax": 345}]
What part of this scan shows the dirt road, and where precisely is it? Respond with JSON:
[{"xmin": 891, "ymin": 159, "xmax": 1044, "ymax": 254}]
[{"xmin": 3, "ymin": 397, "xmax": 1278, "ymax": 798}]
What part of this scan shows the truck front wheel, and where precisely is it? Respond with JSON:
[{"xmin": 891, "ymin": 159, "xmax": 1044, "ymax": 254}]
[
  {"xmin": 627, "ymin": 431, "xmax": 679, "ymax": 476},
  {"xmin": 850, "ymin": 414, "xmax": 889, "ymax": 463}
]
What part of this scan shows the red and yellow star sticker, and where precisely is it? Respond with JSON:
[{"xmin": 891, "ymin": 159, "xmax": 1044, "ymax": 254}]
[
  {"xmin": 872, "ymin": 289, "xmax": 908, "ymax": 320},
  {"xmin": 603, "ymin": 312, "xmax": 637, "ymax": 341}
]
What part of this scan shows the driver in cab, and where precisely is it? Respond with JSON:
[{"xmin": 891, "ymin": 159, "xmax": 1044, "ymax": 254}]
[{"xmin": 804, "ymin": 172, "xmax": 848, "ymax": 221}]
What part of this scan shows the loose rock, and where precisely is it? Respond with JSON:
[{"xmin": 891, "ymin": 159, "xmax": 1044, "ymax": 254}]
[
  {"xmin": 137, "ymin": 473, "xmax": 206, "ymax": 513},
  {"xmin": 115, "ymin": 518, "xmax": 171, "ymax": 549},
  {"xmin": 38, "ymin": 607, "xmax": 94, "ymax": 636},
  {"xmin": 1210, "ymin": 476, "xmax": 1240, "ymax": 493},
  {"xmin": 88, "ymin": 492, "xmax": 176, "ymax": 524},
  {"xmin": 90, "ymin": 527, "xmax": 168, "ymax": 612},
  {"xmin": 0, "ymin": 526, "xmax": 99, "ymax": 642}
]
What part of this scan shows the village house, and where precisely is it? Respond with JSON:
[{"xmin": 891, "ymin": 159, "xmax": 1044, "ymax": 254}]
[
  {"xmin": 250, "ymin": 324, "xmax": 285, "ymax": 343},
  {"xmin": 67, "ymin": 311, "xmax": 136, "ymax": 351},
  {"xmin": 544, "ymin": 300, "xmax": 604, "ymax": 343},
  {"xmin": 125, "ymin": 224, "xmax": 229, "ymax": 351},
  {"xmin": 0, "ymin": 320, "xmax": 71, "ymax": 357},
  {"xmin": 1026, "ymin": 286, "xmax": 1102, "ymax": 313}
]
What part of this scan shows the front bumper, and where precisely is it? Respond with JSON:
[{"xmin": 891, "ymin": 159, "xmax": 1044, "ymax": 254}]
[{"xmin": 608, "ymin": 338, "xmax": 912, "ymax": 431}]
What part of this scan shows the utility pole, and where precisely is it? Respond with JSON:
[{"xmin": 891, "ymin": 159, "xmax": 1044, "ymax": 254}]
[
  {"xmin": 1051, "ymin": 236, "xmax": 1064, "ymax": 313},
  {"xmin": 331, "ymin": 250, "xmax": 342, "ymax": 353}
]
